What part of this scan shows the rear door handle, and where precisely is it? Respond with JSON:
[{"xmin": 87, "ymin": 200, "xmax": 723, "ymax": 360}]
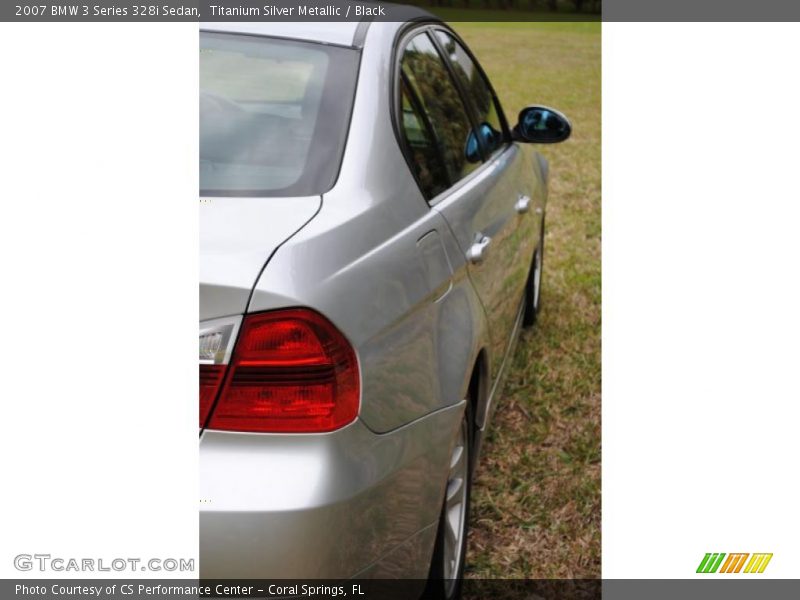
[
  {"xmin": 515, "ymin": 195, "xmax": 531, "ymax": 214},
  {"xmin": 466, "ymin": 234, "xmax": 492, "ymax": 264}
]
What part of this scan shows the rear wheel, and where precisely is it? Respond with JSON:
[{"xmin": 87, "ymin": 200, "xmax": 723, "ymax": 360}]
[{"xmin": 424, "ymin": 402, "xmax": 473, "ymax": 600}]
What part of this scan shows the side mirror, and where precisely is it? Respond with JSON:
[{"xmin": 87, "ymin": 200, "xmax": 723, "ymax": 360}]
[{"xmin": 513, "ymin": 106, "xmax": 572, "ymax": 144}]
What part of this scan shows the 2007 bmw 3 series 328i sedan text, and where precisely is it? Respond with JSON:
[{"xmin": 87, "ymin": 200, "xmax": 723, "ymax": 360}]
[{"xmin": 199, "ymin": 7, "xmax": 570, "ymax": 598}]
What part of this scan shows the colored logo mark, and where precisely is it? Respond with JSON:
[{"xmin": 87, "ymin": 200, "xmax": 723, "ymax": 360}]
[{"xmin": 697, "ymin": 553, "xmax": 773, "ymax": 574}]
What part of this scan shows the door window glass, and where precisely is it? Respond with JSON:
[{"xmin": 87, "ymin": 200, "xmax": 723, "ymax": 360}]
[
  {"xmin": 400, "ymin": 32, "xmax": 480, "ymax": 194},
  {"xmin": 399, "ymin": 79, "xmax": 450, "ymax": 198},
  {"xmin": 434, "ymin": 30, "xmax": 508, "ymax": 158}
]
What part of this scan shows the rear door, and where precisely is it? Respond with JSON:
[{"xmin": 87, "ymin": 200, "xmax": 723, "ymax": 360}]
[{"xmin": 396, "ymin": 27, "xmax": 538, "ymax": 379}]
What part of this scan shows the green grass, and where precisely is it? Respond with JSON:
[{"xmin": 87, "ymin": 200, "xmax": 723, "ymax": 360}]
[{"xmin": 453, "ymin": 22, "xmax": 601, "ymax": 578}]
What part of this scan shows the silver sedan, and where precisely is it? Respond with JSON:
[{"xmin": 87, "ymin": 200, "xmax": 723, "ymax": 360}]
[{"xmin": 199, "ymin": 11, "xmax": 570, "ymax": 597}]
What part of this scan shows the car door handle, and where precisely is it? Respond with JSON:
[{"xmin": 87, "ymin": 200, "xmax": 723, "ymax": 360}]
[
  {"xmin": 515, "ymin": 195, "xmax": 531, "ymax": 214},
  {"xmin": 466, "ymin": 234, "xmax": 492, "ymax": 264}
]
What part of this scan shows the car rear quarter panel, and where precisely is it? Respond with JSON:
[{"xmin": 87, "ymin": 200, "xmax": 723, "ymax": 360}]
[{"xmin": 247, "ymin": 22, "xmax": 489, "ymax": 433}]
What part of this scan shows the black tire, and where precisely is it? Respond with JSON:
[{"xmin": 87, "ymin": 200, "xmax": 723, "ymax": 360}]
[
  {"xmin": 522, "ymin": 224, "xmax": 545, "ymax": 328},
  {"xmin": 423, "ymin": 400, "xmax": 474, "ymax": 600}
]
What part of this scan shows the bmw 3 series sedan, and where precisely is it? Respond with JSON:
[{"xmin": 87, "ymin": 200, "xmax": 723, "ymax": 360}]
[{"xmin": 200, "ymin": 9, "xmax": 570, "ymax": 598}]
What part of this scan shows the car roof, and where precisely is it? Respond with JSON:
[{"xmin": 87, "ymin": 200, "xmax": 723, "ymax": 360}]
[
  {"xmin": 201, "ymin": 3, "xmax": 438, "ymax": 48},
  {"xmin": 200, "ymin": 22, "xmax": 362, "ymax": 48}
]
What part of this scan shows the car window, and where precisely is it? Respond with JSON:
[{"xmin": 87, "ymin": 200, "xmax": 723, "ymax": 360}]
[
  {"xmin": 400, "ymin": 32, "xmax": 481, "ymax": 196},
  {"xmin": 434, "ymin": 30, "xmax": 508, "ymax": 158},
  {"xmin": 200, "ymin": 32, "xmax": 358, "ymax": 197},
  {"xmin": 400, "ymin": 79, "xmax": 451, "ymax": 198}
]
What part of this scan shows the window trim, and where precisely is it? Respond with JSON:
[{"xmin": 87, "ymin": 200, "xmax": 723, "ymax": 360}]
[{"xmin": 390, "ymin": 22, "xmax": 514, "ymax": 204}]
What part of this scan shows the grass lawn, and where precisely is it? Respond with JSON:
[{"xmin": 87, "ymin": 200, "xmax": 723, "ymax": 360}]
[{"xmin": 451, "ymin": 21, "xmax": 601, "ymax": 578}]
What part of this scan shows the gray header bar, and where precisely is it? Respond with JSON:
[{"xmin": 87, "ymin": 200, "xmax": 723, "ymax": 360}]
[
  {"xmin": 5, "ymin": 0, "xmax": 800, "ymax": 24},
  {"xmin": 6, "ymin": 1, "xmax": 599, "ymax": 23},
  {"xmin": 605, "ymin": 0, "xmax": 800, "ymax": 21}
]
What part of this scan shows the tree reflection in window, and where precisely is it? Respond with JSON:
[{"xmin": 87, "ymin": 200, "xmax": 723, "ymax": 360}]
[{"xmin": 401, "ymin": 33, "xmax": 480, "ymax": 190}]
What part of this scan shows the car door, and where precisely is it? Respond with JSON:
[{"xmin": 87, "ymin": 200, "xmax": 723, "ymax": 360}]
[{"xmin": 397, "ymin": 27, "xmax": 539, "ymax": 381}]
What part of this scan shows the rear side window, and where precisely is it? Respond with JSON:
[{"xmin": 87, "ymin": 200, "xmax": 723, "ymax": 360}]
[
  {"xmin": 200, "ymin": 32, "xmax": 358, "ymax": 197},
  {"xmin": 434, "ymin": 30, "xmax": 508, "ymax": 158},
  {"xmin": 399, "ymin": 32, "xmax": 480, "ymax": 198},
  {"xmin": 400, "ymin": 79, "xmax": 450, "ymax": 198}
]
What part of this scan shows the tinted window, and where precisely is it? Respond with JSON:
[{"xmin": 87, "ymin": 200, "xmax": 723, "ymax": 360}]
[
  {"xmin": 400, "ymin": 80, "xmax": 450, "ymax": 198},
  {"xmin": 434, "ymin": 30, "xmax": 507, "ymax": 157},
  {"xmin": 400, "ymin": 32, "xmax": 480, "ymax": 194},
  {"xmin": 200, "ymin": 32, "xmax": 358, "ymax": 196}
]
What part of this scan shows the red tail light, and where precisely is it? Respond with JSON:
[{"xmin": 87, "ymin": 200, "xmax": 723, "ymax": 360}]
[
  {"xmin": 199, "ymin": 365, "xmax": 225, "ymax": 427},
  {"xmin": 203, "ymin": 309, "xmax": 359, "ymax": 433}
]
